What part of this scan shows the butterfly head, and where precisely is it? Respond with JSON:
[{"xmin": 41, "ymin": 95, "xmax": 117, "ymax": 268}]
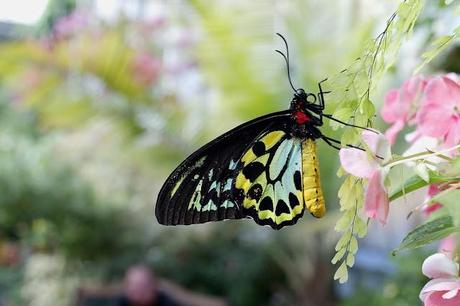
[{"xmin": 292, "ymin": 88, "xmax": 319, "ymax": 107}]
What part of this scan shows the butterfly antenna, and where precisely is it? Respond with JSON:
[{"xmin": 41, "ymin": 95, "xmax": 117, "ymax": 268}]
[{"xmin": 275, "ymin": 33, "xmax": 297, "ymax": 92}]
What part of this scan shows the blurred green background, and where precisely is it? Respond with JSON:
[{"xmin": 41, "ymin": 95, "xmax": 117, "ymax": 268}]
[{"xmin": 0, "ymin": 0, "xmax": 457, "ymax": 305}]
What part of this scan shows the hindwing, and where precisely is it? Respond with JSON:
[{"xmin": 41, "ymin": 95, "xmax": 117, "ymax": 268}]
[{"xmin": 233, "ymin": 130, "xmax": 305, "ymax": 229}]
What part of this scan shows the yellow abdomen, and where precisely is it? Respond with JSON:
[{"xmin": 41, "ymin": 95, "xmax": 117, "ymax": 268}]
[{"xmin": 302, "ymin": 139, "xmax": 325, "ymax": 217}]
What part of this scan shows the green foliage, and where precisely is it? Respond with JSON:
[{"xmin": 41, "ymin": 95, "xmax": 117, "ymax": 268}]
[
  {"xmin": 340, "ymin": 252, "xmax": 428, "ymax": 306},
  {"xmin": 153, "ymin": 225, "xmax": 285, "ymax": 306},
  {"xmin": 389, "ymin": 174, "xmax": 430, "ymax": 201},
  {"xmin": 393, "ymin": 216, "xmax": 459, "ymax": 254},
  {"xmin": 0, "ymin": 98, "xmax": 144, "ymax": 272},
  {"xmin": 190, "ymin": 0, "xmax": 283, "ymax": 121},
  {"xmin": 415, "ymin": 24, "xmax": 460, "ymax": 73},
  {"xmin": 329, "ymin": 0, "xmax": 424, "ymax": 282},
  {"xmin": 332, "ymin": 175, "xmax": 366, "ymax": 283},
  {"xmin": 432, "ymin": 189, "xmax": 460, "ymax": 226},
  {"xmin": 0, "ymin": 23, "xmax": 159, "ymax": 136},
  {"xmin": 388, "ymin": 170, "xmax": 459, "ymax": 201},
  {"xmin": 0, "ymin": 266, "xmax": 23, "ymax": 305},
  {"xmin": 35, "ymin": 0, "xmax": 76, "ymax": 36}
]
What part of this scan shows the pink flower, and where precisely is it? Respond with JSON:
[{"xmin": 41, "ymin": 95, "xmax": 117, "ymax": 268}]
[
  {"xmin": 416, "ymin": 76, "xmax": 460, "ymax": 148},
  {"xmin": 422, "ymin": 184, "xmax": 442, "ymax": 216},
  {"xmin": 439, "ymin": 236, "xmax": 457, "ymax": 258},
  {"xmin": 53, "ymin": 10, "xmax": 89, "ymax": 39},
  {"xmin": 339, "ymin": 131, "xmax": 391, "ymax": 225},
  {"xmin": 420, "ymin": 253, "xmax": 460, "ymax": 306},
  {"xmin": 131, "ymin": 52, "xmax": 161, "ymax": 86},
  {"xmin": 381, "ymin": 76, "xmax": 427, "ymax": 144}
]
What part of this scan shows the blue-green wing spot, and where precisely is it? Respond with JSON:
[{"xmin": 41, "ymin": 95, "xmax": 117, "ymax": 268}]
[
  {"xmin": 155, "ymin": 111, "xmax": 292, "ymax": 226},
  {"xmin": 233, "ymin": 130, "xmax": 304, "ymax": 229}
]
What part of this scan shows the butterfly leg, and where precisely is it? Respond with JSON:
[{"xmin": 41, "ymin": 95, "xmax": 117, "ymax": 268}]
[
  {"xmin": 321, "ymin": 135, "xmax": 367, "ymax": 152},
  {"xmin": 320, "ymin": 135, "xmax": 341, "ymax": 151},
  {"xmin": 317, "ymin": 79, "xmax": 330, "ymax": 111},
  {"xmin": 322, "ymin": 114, "xmax": 378, "ymax": 134},
  {"xmin": 321, "ymin": 135, "xmax": 384, "ymax": 160},
  {"xmin": 308, "ymin": 80, "xmax": 331, "ymax": 126}
]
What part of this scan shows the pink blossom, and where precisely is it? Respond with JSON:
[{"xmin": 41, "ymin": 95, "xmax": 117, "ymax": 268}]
[
  {"xmin": 416, "ymin": 76, "xmax": 460, "ymax": 148},
  {"xmin": 422, "ymin": 184, "xmax": 442, "ymax": 216},
  {"xmin": 439, "ymin": 236, "xmax": 457, "ymax": 258},
  {"xmin": 131, "ymin": 52, "xmax": 161, "ymax": 86},
  {"xmin": 381, "ymin": 76, "xmax": 426, "ymax": 144},
  {"xmin": 420, "ymin": 253, "xmax": 460, "ymax": 306},
  {"xmin": 53, "ymin": 10, "xmax": 90, "ymax": 39},
  {"xmin": 364, "ymin": 170, "xmax": 389, "ymax": 225},
  {"xmin": 339, "ymin": 131, "xmax": 391, "ymax": 225}
]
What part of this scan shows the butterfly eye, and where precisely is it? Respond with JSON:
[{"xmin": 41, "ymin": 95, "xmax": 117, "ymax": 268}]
[{"xmin": 295, "ymin": 88, "xmax": 305, "ymax": 96}]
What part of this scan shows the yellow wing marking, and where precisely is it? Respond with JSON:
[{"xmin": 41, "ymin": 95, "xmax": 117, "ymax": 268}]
[
  {"xmin": 236, "ymin": 131, "xmax": 305, "ymax": 228},
  {"xmin": 302, "ymin": 139, "xmax": 326, "ymax": 217},
  {"xmin": 261, "ymin": 131, "xmax": 285, "ymax": 150},
  {"xmin": 235, "ymin": 154, "xmax": 269, "ymax": 193},
  {"xmin": 241, "ymin": 130, "xmax": 285, "ymax": 164}
]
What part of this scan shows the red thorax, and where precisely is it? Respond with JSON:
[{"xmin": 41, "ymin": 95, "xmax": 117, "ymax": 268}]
[{"xmin": 294, "ymin": 111, "xmax": 310, "ymax": 125}]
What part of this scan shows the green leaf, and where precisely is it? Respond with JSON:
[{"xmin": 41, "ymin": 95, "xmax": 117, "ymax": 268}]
[
  {"xmin": 335, "ymin": 230, "xmax": 352, "ymax": 251},
  {"xmin": 349, "ymin": 236, "xmax": 359, "ymax": 254},
  {"xmin": 360, "ymin": 99, "xmax": 376, "ymax": 118},
  {"xmin": 389, "ymin": 174, "xmax": 430, "ymax": 201},
  {"xmin": 346, "ymin": 253, "xmax": 355, "ymax": 267},
  {"xmin": 415, "ymin": 162, "xmax": 430, "ymax": 182},
  {"xmin": 390, "ymin": 172, "xmax": 460, "ymax": 202},
  {"xmin": 331, "ymin": 247, "xmax": 346, "ymax": 264},
  {"xmin": 335, "ymin": 210, "xmax": 354, "ymax": 231},
  {"xmin": 432, "ymin": 190, "xmax": 460, "ymax": 226},
  {"xmin": 439, "ymin": 156, "xmax": 460, "ymax": 177},
  {"xmin": 334, "ymin": 261, "xmax": 349, "ymax": 283},
  {"xmin": 415, "ymin": 28, "xmax": 458, "ymax": 73},
  {"xmin": 393, "ymin": 216, "xmax": 459, "ymax": 255},
  {"xmin": 354, "ymin": 217, "xmax": 368, "ymax": 238}
]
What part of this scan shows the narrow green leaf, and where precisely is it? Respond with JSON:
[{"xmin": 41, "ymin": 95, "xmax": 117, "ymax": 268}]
[
  {"xmin": 335, "ymin": 210, "xmax": 354, "ymax": 231},
  {"xmin": 349, "ymin": 236, "xmax": 359, "ymax": 254},
  {"xmin": 389, "ymin": 174, "xmax": 430, "ymax": 201},
  {"xmin": 331, "ymin": 248, "xmax": 346, "ymax": 265},
  {"xmin": 393, "ymin": 216, "xmax": 459, "ymax": 255},
  {"xmin": 334, "ymin": 262, "xmax": 349, "ymax": 283},
  {"xmin": 354, "ymin": 217, "xmax": 368, "ymax": 238},
  {"xmin": 335, "ymin": 230, "xmax": 352, "ymax": 251},
  {"xmin": 346, "ymin": 253, "xmax": 355, "ymax": 267},
  {"xmin": 390, "ymin": 171, "xmax": 460, "ymax": 202},
  {"xmin": 415, "ymin": 32, "xmax": 457, "ymax": 73}
]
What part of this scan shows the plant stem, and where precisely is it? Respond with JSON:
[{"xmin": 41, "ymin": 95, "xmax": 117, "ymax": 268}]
[{"xmin": 383, "ymin": 144, "xmax": 460, "ymax": 168}]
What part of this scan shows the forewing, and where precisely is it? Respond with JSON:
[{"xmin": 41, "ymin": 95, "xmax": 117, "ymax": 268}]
[{"xmin": 155, "ymin": 111, "xmax": 291, "ymax": 226}]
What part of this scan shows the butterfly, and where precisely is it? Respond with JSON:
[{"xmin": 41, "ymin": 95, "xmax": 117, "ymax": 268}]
[{"xmin": 155, "ymin": 34, "xmax": 371, "ymax": 230}]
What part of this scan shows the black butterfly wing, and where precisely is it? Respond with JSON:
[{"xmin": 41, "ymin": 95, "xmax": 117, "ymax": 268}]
[{"xmin": 155, "ymin": 110, "xmax": 292, "ymax": 226}]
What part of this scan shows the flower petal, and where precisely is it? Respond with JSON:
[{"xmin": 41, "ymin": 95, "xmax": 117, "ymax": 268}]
[
  {"xmin": 381, "ymin": 89, "xmax": 401, "ymax": 123},
  {"xmin": 384, "ymin": 120, "xmax": 405, "ymax": 145},
  {"xmin": 364, "ymin": 170, "xmax": 389, "ymax": 225},
  {"xmin": 438, "ymin": 236, "xmax": 457, "ymax": 258},
  {"xmin": 339, "ymin": 148, "xmax": 378, "ymax": 178},
  {"xmin": 381, "ymin": 76, "xmax": 425, "ymax": 124},
  {"xmin": 361, "ymin": 131, "xmax": 391, "ymax": 161},
  {"xmin": 443, "ymin": 288, "xmax": 459, "ymax": 299},
  {"xmin": 444, "ymin": 119, "xmax": 460, "ymax": 148},
  {"xmin": 422, "ymin": 253, "xmax": 459, "ymax": 279},
  {"xmin": 424, "ymin": 291, "xmax": 460, "ymax": 306},
  {"xmin": 416, "ymin": 76, "xmax": 460, "ymax": 141},
  {"xmin": 420, "ymin": 279, "xmax": 460, "ymax": 302}
]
